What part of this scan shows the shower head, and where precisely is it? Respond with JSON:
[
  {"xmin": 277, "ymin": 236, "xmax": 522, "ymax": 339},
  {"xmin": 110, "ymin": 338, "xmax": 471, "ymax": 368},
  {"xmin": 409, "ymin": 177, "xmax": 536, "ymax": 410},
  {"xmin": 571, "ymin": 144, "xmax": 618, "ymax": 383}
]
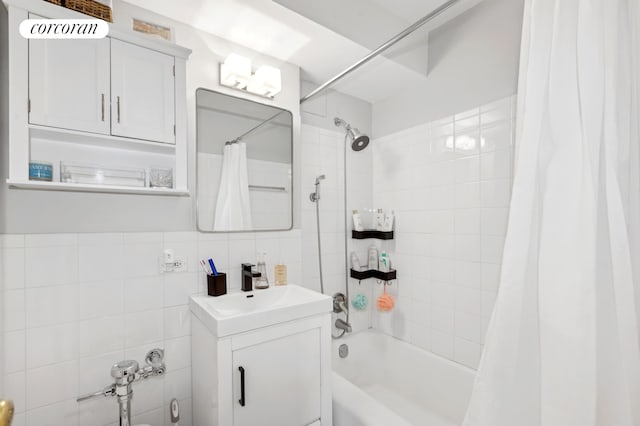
[
  {"xmin": 348, "ymin": 128, "xmax": 369, "ymax": 151},
  {"xmin": 334, "ymin": 117, "xmax": 370, "ymax": 151},
  {"xmin": 315, "ymin": 174, "xmax": 326, "ymax": 185}
]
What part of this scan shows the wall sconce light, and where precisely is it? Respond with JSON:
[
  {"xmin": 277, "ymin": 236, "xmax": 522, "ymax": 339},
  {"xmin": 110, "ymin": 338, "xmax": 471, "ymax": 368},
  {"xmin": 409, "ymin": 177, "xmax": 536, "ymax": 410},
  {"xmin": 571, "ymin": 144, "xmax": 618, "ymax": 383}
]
[
  {"xmin": 247, "ymin": 65, "xmax": 282, "ymax": 98},
  {"xmin": 219, "ymin": 54, "xmax": 282, "ymax": 99},
  {"xmin": 220, "ymin": 53, "xmax": 252, "ymax": 89}
]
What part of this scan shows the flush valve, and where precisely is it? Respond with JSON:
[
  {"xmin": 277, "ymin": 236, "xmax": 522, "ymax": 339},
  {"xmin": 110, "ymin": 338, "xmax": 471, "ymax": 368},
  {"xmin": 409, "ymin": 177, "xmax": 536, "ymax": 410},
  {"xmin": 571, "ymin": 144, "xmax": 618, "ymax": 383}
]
[{"xmin": 77, "ymin": 348, "xmax": 165, "ymax": 426}]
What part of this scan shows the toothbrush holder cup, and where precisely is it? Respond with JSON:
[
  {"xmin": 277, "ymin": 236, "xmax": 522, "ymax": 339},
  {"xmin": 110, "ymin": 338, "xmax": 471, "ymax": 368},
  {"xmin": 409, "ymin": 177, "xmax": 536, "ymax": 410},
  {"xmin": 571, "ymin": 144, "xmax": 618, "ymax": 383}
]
[{"xmin": 207, "ymin": 272, "xmax": 227, "ymax": 297}]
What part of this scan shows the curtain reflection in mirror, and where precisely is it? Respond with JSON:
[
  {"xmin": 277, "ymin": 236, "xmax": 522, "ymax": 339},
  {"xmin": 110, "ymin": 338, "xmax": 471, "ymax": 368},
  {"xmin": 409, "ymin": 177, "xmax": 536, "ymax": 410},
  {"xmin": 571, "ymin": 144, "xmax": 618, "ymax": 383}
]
[{"xmin": 213, "ymin": 142, "xmax": 253, "ymax": 231}]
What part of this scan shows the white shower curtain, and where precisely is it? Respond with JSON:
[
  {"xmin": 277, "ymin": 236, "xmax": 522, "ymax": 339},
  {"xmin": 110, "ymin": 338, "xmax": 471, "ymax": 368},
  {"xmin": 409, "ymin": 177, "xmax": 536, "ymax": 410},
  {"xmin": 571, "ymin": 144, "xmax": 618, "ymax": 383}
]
[
  {"xmin": 464, "ymin": 0, "xmax": 640, "ymax": 425},
  {"xmin": 214, "ymin": 142, "xmax": 253, "ymax": 231}
]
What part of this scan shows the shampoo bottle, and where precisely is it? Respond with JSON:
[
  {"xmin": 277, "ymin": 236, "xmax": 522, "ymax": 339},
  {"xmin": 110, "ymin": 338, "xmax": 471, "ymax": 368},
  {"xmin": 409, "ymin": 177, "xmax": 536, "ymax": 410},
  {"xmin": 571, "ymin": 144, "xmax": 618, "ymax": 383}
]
[
  {"xmin": 379, "ymin": 251, "xmax": 390, "ymax": 272},
  {"xmin": 350, "ymin": 252, "xmax": 362, "ymax": 271},
  {"xmin": 382, "ymin": 211, "xmax": 395, "ymax": 232},
  {"xmin": 375, "ymin": 209, "xmax": 385, "ymax": 231},
  {"xmin": 352, "ymin": 210, "xmax": 364, "ymax": 232},
  {"xmin": 368, "ymin": 245, "xmax": 379, "ymax": 270}
]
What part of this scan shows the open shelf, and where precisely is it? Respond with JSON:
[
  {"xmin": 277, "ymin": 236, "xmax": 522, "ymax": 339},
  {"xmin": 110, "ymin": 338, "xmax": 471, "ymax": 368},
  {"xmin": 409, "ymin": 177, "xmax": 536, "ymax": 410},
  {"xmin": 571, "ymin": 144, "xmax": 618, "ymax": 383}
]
[
  {"xmin": 352, "ymin": 230, "xmax": 394, "ymax": 240},
  {"xmin": 7, "ymin": 179, "xmax": 189, "ymax": 196},
  {"xmin": 350, "ymin": 268, "xmax": 397, "ymax": 281}
]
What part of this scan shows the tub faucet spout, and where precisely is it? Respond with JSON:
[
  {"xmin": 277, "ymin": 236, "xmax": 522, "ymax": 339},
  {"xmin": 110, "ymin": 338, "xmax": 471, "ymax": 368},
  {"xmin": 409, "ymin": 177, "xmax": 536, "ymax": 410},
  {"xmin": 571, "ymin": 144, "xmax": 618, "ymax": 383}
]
[{"xmin": 335, "ymin": 318, "xmax": 352, "ymax": 333}]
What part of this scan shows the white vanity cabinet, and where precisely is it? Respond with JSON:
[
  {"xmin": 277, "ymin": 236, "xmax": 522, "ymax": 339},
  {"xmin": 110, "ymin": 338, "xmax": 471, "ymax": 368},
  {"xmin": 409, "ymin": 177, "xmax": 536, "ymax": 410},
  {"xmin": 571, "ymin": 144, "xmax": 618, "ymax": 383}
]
[
  {"xmin": 190, "ymin": 286, "xmax": 333, "ymax": 426},
  {"xmin": 5, "ymin": 0, "xmax": 191, "ymax": 194},
  {"xmin": 231, "ymin": 328, "xmax": 322, "ymax": 426}
]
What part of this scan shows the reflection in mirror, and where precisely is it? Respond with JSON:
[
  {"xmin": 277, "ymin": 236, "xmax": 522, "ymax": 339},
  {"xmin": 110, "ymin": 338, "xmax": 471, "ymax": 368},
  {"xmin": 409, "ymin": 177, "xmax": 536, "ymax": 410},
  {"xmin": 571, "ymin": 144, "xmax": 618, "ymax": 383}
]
[{"xmin": 196, "ymin": 89, "xmax": 293, "ymax": 232}]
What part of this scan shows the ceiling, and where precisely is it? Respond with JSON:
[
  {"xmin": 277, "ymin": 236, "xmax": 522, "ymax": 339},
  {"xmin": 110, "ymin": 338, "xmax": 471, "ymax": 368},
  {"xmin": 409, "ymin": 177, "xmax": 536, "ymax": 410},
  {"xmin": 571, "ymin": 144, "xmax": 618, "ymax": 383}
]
[{"xmin": 123, "ymin": 0, "xmax": 483, "ymax": 103}]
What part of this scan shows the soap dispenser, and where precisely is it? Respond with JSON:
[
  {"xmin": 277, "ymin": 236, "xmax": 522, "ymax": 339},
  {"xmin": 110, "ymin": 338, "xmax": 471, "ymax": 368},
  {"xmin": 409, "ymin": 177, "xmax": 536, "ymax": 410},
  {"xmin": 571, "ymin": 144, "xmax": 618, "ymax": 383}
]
[{"xmin": 255, "ymin": 252, "xmax": 269, "ymax": 289}]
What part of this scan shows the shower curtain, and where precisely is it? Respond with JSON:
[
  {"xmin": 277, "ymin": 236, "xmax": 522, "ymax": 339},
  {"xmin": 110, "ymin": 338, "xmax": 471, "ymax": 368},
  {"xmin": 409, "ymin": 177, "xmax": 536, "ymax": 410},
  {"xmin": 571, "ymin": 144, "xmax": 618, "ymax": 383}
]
[
  {"xmin": 214, "ymin": 142, "xmax": 253, "ymax": 231},
  {"xmin": 464, "ymin": 0, "xmax": 640, "ymax": 425}
]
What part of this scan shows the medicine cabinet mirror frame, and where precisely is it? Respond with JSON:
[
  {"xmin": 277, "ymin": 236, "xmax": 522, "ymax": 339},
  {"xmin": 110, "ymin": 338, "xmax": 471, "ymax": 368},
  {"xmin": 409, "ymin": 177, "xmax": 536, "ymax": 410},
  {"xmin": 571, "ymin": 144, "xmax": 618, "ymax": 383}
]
[{"xmin": 196, "ymin": 88, "xmax": 294, "ymax": 232}]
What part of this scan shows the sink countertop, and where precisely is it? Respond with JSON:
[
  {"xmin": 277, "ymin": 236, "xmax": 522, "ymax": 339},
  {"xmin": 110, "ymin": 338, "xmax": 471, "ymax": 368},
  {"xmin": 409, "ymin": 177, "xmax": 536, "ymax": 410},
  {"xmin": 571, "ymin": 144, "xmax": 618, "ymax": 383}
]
[{"xmin": 189, "ymin": 284, "xmax": 332, "ymax": 337}]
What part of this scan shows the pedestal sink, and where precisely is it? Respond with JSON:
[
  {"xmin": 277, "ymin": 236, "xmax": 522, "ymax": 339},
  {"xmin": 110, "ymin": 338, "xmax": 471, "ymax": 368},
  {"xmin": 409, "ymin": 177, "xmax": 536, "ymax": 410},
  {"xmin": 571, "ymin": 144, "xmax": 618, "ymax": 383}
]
[{"xmin": 189, "ymin": 284, "xmax": 332, "ymax": 337}]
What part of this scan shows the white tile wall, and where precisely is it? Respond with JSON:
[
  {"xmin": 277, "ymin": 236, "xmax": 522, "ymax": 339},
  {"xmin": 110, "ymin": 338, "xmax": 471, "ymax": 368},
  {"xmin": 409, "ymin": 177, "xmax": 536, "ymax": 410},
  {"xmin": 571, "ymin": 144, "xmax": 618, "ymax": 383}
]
[
  {"xmin": 371, "ymin": 95, "xmax": 516, "ymax": 369},
  {"xmin": 1, "ymin": 99, "xmax": 511, "ymax": 421},
  {"xmin": 1, "ymin": 230, "xmax": 302, "ymax": 425}
]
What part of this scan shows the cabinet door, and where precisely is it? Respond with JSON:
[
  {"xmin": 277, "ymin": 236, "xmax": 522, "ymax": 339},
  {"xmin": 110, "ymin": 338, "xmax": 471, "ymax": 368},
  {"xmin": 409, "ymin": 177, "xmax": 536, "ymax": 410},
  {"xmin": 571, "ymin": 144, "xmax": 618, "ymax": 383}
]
[
  {"xmin": 232, "ymin": 328, "xmax": 321, "ymax": 426},
  {"xmin": 111, "ymin": 39, "xmax": 175, "ymax": 144},
  {"xmin": 29, "ymin": 37, "xmax": 110, "ymax": 134}
]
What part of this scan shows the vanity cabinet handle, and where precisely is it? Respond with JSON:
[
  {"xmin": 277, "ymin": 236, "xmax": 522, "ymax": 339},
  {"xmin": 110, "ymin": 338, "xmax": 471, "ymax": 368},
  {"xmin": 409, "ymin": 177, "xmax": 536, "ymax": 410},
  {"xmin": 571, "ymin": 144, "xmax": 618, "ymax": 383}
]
[
  {"xmin": 238, "ymin": 366, "xmax": 246, "ymax": 407},
  {"xmin": 101, "ymin": 94, "xmax": 105, "ymax": 121},
  {"xmin": 116, "ymin": 96, "xmax": 121, "ymax": 123}
]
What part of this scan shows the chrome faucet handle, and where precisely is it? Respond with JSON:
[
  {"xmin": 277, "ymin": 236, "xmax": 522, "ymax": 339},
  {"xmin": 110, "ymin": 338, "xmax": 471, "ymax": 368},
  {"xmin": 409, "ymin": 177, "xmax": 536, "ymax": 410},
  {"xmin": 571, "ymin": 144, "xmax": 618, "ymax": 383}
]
[
  {"xmin": 137, "ymin": 348, "xmax": 165, "ymax": 380},
  {"xmin": 145, "ymin": 348, "xmax": 164, "ymax": 369},
  {"xmin": 333, "ymin": 293, "xmax": 348, "ymax": 314},
  {"xmin": 76, "ymin": 384, "xmax": 116, "ymax": 402}
]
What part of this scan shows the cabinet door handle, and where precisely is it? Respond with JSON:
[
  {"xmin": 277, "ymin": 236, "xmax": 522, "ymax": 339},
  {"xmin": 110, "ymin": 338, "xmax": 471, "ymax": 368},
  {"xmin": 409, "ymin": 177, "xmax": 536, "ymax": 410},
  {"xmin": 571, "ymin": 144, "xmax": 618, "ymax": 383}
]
[
  {"xmin": 116, "ymin": 96, "xmax": 121, "ymax": 123},
  {"xmin": 101, "ymin": 94, "xmax": 105, "ymax": 121},
  {"xmin": 238, "ymin": 366, "xmax": 245, "ymax": 407}
]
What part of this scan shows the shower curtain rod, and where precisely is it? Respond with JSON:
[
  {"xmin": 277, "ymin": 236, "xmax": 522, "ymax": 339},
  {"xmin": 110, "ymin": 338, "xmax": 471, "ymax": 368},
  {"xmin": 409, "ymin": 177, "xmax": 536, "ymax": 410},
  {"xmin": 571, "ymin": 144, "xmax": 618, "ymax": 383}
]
[
  {"xmin": 225, "ymin": 110, "xmax": 287, "ymax": 145},
  {"xmin": 299, "ymin": 0, "xmax": 462, "ymax": 104}
]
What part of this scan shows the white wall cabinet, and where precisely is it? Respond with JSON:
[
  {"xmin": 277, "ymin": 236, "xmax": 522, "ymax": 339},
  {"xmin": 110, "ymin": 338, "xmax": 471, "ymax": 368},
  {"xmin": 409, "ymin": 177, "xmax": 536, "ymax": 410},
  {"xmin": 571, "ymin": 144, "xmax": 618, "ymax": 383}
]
[
  {"xmin": 111, "ymin": 39, "xmax": 175, "ymax": 144},
  {"xmin": 29, "ymin": 36, "xmax": 111, "ymax": 135},
  {"xmin": 5, "ymin": 0, "xmax": 191, "ymax": 195}
]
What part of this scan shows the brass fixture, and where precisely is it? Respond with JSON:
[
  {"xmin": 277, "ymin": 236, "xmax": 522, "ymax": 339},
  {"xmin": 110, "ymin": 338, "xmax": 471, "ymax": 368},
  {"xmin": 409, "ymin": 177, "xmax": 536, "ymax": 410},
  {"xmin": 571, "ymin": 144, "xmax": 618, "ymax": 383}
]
[{"xmin": 0, "ymin": 400, "xmax": 14, "ymax": 426}]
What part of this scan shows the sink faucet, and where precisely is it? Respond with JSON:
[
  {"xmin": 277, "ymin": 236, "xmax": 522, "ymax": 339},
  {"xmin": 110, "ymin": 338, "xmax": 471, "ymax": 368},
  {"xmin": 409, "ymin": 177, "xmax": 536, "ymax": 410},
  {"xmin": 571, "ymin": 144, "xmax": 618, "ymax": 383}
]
[
  {"xmin": 335, "ymin": 318, "xmax": 352, "ymax": 333},
  {"xmin": 242, "ymin": 263, "xmax": 262, "ymax": 292}
]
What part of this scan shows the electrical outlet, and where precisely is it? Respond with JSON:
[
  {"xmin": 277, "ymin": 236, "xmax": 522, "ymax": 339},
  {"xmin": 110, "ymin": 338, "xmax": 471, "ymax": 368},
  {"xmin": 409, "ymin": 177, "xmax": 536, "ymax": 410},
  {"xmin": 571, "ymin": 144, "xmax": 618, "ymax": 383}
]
[
  {"xmin": 160, "ymin": 248, "xmax": 187, "ymax": 273},
  {"xmin": 172, "ymin": 258, "xmax": 187, "ymax": 272}
]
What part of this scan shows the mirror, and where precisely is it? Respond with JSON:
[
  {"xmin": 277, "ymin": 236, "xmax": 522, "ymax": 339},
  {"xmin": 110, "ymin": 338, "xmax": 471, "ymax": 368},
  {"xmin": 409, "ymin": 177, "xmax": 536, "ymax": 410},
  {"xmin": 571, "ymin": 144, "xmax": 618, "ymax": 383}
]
[{"xmin": 196, "ymin": 89, "xmax": 293, "ymax": 232}]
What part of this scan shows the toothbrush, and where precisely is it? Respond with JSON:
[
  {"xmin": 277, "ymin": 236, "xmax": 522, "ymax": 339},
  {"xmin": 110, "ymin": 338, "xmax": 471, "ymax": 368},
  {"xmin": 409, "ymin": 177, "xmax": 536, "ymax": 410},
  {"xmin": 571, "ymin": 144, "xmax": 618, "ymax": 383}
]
[
  {"xmin": 208, "ymin": 258, "xmax": 218, "ymax": 276},
  {"xmin": 200, "ymin": 259, "xmax": 212, "ymax": 275}
]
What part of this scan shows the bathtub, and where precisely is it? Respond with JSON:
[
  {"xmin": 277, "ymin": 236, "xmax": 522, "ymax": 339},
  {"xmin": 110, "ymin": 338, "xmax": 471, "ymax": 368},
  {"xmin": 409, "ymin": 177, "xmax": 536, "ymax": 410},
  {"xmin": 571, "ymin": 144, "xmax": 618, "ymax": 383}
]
[{"xmin": 332, "ymin": 331, "xmax": 475, "ymax": 426}]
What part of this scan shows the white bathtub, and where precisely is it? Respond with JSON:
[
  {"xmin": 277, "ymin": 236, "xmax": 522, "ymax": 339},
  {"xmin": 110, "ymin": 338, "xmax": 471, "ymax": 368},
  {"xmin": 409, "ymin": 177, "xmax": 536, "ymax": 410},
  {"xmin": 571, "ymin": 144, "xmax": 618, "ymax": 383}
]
[{"xmin": 332, "ymin": 331, "xmax": 474, "ymax": 426}]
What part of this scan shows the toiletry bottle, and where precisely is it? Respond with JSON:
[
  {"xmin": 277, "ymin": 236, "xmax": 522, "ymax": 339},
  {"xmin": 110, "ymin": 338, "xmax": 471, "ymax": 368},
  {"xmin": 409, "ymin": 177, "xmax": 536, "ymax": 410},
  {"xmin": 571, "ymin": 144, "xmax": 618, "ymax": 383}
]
[
  {"xmin": 350, "ymin": 252, "xmax": 361, "ymax": 271},
  {"xmin": 255, "ymin": 253, "xmax": 269, "ymax": 289},
  {"xmin": 375, "ymin": 209, "xmax": 385, "ymax": 231},
  {"xmin": 274, "ymin": 263, "xmax": 287, "ymax": 286},
  {"xmin": 382, "ymin": 210, "xmax": 394, "ymax": 232},
  {"xmin": 379, "ymin": 251, "xmax": 390, "ymax": 272},
  {"xmin": 352, "ymin": 210, "xmax": 364, "ymax": 232},
  {"xmin": 368, "ymin": 245, "xmax": 379, "ymax": 270}
]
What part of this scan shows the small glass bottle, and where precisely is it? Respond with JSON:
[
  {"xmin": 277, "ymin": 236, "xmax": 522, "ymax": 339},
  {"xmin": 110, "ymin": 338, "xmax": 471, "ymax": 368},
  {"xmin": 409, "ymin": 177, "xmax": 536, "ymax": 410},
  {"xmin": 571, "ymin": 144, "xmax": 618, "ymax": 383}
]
[{"xmin": 255, "ymin": 252, "xmax": 269, "ymax": 289}]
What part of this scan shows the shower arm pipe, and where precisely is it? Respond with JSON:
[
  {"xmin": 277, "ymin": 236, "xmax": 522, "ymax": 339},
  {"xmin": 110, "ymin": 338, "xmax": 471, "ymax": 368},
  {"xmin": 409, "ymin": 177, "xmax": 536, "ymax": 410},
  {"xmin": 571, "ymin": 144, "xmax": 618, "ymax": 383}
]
[{"xmin": 299, "ymin": 0, "xmax": 461, "ymax": 104}]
